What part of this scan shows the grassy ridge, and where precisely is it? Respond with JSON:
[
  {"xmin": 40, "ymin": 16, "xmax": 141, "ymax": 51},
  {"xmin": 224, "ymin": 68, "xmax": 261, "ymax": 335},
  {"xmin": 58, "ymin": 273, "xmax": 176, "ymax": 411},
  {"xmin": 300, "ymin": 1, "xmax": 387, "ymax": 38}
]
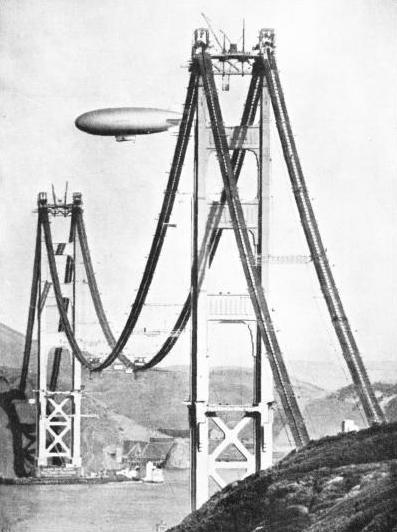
[{"xmin": 169, "ymin": 423, "xmax": 397, "ymax": 532}]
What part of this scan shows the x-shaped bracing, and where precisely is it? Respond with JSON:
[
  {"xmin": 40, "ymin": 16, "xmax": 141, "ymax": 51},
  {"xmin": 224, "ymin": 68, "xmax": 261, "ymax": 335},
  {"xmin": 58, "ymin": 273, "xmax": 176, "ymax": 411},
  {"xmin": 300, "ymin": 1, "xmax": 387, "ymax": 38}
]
[
  {"xmin": 44, "ymin": 397, "xmax": 71, "ymax": 456},
  {"xmin": 209, "ymin": 416, "xmax": 255, "ymax": 489}
]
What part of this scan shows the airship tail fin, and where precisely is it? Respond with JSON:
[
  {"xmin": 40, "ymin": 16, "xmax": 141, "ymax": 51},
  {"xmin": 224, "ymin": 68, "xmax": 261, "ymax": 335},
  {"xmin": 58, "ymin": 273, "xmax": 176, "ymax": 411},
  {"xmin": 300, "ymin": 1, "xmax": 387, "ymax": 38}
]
[{"xmin": 166, "ymin": 118, "xmax": 181, "ymax": 127}]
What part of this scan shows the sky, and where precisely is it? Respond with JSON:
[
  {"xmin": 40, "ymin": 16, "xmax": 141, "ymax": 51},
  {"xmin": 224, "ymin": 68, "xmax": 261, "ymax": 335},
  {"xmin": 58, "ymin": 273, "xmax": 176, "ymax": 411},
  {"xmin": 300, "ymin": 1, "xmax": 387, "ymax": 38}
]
[{"xmin": 0, "ymin": 0, "xmax": 396, "ymax": 373}]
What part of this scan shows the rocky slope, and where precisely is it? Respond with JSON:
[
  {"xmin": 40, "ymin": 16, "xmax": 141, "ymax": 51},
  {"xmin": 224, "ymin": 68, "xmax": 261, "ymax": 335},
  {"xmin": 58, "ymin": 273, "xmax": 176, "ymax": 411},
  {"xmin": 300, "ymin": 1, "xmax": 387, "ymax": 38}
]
[{"xmin": 168, "ymin": 423, "xmax": 397, "ymax": 532}]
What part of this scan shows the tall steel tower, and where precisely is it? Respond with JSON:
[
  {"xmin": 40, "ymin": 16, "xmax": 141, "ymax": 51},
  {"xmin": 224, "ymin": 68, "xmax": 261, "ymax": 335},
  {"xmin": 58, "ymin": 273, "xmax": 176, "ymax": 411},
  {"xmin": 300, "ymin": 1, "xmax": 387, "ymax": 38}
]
[
  {"xmin": 189, "ymin": 28, "xmax": 274, "ymax": 509},
  {"xmin": 35, "ymin": 192, "xmax": 82, "ymax": 476}
]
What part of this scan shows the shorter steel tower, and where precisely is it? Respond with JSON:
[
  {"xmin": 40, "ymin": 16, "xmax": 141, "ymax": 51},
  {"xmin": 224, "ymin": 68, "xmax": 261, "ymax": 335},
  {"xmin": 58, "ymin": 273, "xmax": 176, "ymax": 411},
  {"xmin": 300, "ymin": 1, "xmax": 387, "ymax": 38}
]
[
  {"xmin": 35, "ymin": 192, "xmax": 82, "ymax": 476},
  {"xmin": 189, "ymin": 28, "xmax": 274, "ymax": 509}
]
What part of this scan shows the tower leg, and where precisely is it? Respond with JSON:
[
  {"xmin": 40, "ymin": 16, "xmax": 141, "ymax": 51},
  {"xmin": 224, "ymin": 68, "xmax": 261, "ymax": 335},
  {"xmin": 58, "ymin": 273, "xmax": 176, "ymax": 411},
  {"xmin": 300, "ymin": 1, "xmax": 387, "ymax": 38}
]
[
  {"xmin": 189, "ymin": 69, "xmax": 274, "ymax": 509},
  {"xmin": 255, "ymin": 78, "xmax": 274, "ymax": 470},
  {"xmin": 190, "ymin": 78, "xmax": 210, "ymax": 510},
  {"xmin": 71, "ymin": 221, "xmax": 82, "ymax": 469}
]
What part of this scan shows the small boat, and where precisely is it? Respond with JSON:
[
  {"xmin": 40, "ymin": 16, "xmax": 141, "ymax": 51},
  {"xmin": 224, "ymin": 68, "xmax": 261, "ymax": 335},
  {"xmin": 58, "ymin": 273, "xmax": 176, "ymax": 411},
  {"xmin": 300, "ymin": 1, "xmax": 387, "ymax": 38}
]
[{"xmin": 115, "ymin": 467, "xmax": 140, "ymax": 481}]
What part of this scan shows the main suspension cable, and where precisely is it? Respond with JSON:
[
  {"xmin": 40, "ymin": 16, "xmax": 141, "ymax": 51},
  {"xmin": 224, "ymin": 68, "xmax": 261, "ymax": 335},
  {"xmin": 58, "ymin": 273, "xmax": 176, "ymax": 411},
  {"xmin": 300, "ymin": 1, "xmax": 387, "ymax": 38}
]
[
  {"xmin": 40, "ymin": 69, "xmax": 199, "ymax": 371},
  {"xmin": 75, "ymin": 208, "xmax": 131, "ymax": 367},
  {"xmin": 41, "ymin": 206, "xmax": 92, "ymax": 367},
  {"xmin": 68, "ymin": 65, "xmax": 261, "ymax": 373},
  {"xmin": 20, "ymin": 217, "xmax": 41, "ymax": 392},
  {"xmin": 49, "ymin": 347, "xmax": 63, "ymax": 392}
]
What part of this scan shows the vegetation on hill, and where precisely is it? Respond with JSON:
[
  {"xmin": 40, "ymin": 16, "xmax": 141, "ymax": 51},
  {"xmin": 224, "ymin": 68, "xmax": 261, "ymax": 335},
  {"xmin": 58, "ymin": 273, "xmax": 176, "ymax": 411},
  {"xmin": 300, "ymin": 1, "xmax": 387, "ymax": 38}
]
[
  {"xmin": 168, "ymin": 423, "xmax": 397, "ymax": 532},
  {"xmin": 84, "ymin": 365, "xmax": 325, "ymax": 435}
]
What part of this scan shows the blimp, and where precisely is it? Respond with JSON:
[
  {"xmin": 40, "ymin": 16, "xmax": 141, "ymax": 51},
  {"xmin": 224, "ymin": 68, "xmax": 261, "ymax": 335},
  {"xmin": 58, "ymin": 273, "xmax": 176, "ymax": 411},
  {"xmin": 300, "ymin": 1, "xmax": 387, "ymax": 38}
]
[{"xmin": 75, "ymin": 107, "xmax": 182, "ymax": 142}]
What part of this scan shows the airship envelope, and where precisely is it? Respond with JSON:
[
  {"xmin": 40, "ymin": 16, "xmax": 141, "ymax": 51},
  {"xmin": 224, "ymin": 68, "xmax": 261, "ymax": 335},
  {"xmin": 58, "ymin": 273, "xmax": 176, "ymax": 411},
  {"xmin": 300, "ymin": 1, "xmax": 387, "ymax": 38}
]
[{"xmin": 75, "ymin": 107, "xmax": 182, "ymax": 141}]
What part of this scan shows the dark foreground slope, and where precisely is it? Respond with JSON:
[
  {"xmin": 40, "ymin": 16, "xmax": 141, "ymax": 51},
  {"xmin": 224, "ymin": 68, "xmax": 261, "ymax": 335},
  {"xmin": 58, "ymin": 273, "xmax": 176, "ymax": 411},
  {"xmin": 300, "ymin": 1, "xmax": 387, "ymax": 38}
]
[{"xmin": 169, "ymin": 423, "xmax": 397, "ymax": 532}]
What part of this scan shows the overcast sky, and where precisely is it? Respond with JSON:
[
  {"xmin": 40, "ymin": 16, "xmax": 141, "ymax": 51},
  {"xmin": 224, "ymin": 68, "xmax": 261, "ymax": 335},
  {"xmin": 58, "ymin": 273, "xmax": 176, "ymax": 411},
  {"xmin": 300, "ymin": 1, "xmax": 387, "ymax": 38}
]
[{"xmin": 0, "ymin": 0, "xmax": 396, "ymax": 373}]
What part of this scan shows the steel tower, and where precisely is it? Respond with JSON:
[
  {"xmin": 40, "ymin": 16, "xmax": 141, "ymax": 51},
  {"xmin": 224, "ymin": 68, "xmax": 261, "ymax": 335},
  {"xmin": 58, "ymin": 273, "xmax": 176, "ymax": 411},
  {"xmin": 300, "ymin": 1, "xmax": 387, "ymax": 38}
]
[
  {"xmin": 35, "ymin": 192, "xmax": 82, "ymax": 476},
  {"xmin": 189, "ymin": 28, "xmax": 274, "ymax": 509}
]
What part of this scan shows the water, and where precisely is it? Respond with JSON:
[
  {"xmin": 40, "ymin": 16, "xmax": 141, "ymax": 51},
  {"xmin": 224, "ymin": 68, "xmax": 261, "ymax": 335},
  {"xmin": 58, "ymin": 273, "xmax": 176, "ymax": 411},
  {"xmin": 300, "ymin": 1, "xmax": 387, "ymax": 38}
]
[{"xmin": 0, "ymin": 470, "xmax": 190, "ymax": 532}]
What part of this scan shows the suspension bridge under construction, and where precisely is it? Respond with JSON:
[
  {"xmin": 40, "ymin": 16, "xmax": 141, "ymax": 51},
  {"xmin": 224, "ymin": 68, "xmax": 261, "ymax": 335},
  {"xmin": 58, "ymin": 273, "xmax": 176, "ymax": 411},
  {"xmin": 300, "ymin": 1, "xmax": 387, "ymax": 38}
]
[{"xmin": 18, "ymin": 27, "xmax": 385, "ymax": 510}]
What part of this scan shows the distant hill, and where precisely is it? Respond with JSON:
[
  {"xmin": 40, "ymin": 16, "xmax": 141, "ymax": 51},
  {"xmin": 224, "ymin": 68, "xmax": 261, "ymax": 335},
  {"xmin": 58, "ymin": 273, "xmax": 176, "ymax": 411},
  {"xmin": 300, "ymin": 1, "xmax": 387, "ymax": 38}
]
[
  {"xmin": 288, "ymin": 359, "xmax": 397, "ymax": 391},
  {"xmin": 2, "ymin": 319, "xmax": 396, "ymax": 393},
  {"xmin": 301, "ymin": 382, "xmax": 397, "ymax": 441},
  {"xmin": 169, "ymin": 422, "xmax": 397, "ymax": 531},
  {"xmin": 0, "ymin": 322, "xmax": 37, "ymax": 369},
  {"xmin": 84, "ymin": 365, "xmax": 327, "ymax": 436}
]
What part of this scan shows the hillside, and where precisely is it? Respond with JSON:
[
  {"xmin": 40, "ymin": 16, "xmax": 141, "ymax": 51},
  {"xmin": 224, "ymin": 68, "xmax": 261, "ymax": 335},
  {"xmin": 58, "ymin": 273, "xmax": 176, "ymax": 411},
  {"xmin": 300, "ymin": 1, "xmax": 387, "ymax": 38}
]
[
  {"xmin": 84, "ymin": 365, "xmax": 326, "ymax": 437},
  {"xmin": 169, "ymin": 423, "xmax": 397, "ymax": 532},
  {"xmin": 302, "ymin": 382, "xmax": 397, "ymax": 440},
  {"xmin": 288, "ymin": 359, "xmax": 397, "ymax": 391},
  {"xmin": 0, "ymin": 368, "xmax": 169, "ymax": 478},
  {"xmin": 0, "ymin": 322, "xmax": 37, "ymax": 369}
]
